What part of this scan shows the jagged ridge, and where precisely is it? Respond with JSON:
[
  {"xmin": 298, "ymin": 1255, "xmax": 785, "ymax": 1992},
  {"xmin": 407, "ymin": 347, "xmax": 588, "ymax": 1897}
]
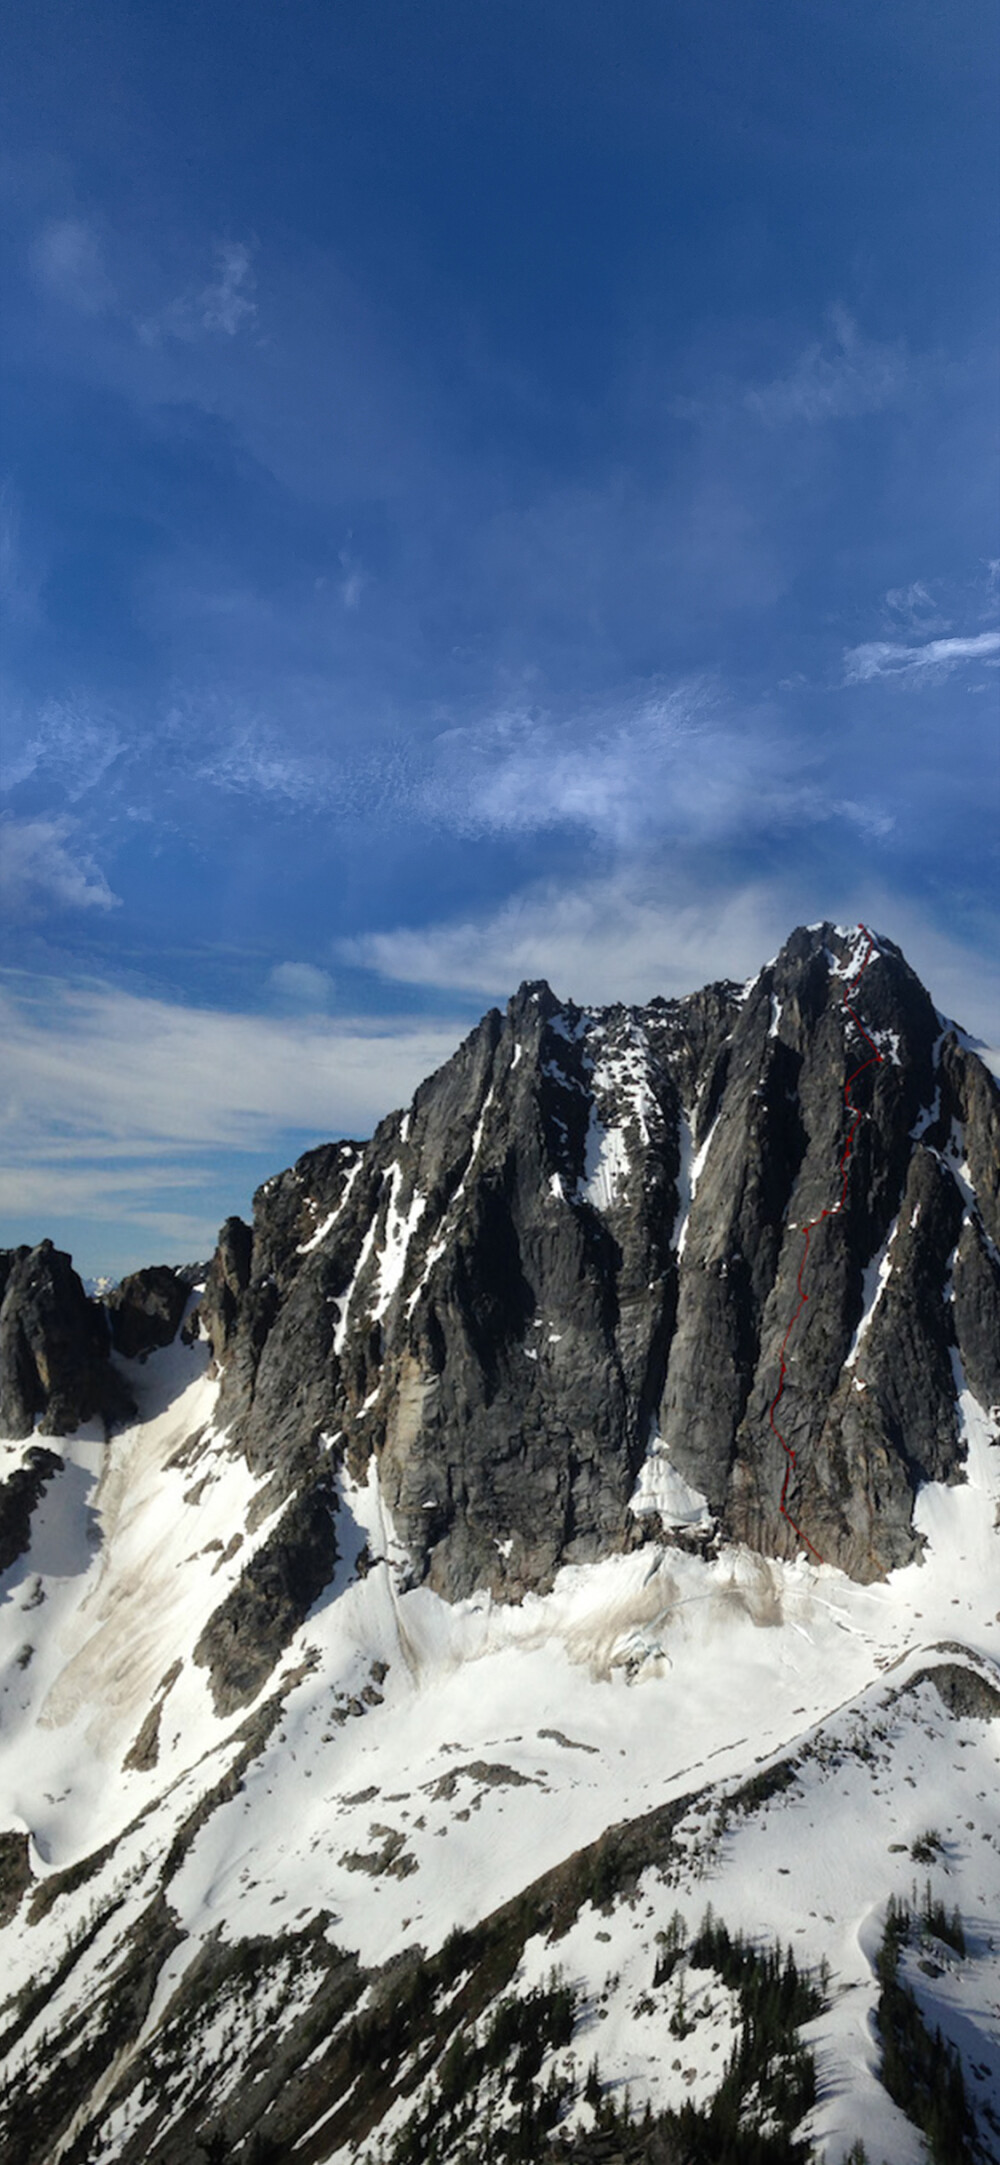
[{"xmin": 190, "ymin": 922, "xmax": 999, "ymax": 1637}]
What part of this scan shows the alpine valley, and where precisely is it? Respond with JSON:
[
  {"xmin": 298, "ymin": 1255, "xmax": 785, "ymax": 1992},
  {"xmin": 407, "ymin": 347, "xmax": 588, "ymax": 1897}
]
[{"xmin": 2, "ymin": 921, "xmax": 999, "ymax": 2165}]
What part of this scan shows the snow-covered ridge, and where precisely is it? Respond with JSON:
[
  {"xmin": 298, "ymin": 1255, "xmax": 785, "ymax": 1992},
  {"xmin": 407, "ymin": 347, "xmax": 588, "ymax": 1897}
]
[
  {"xmin": 3, "ymin": 922, "xmax": 999, "ymax": 2163},
  {"xmin": 5, "ymin": 1335, "xmax": 997, "ymax": 2162}
]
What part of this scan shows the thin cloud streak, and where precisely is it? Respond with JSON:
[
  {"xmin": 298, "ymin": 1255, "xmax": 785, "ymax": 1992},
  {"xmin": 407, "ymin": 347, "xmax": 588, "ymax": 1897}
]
[
  {"xmin": 0, "ymin": 987, "xmax": 469, "ymax": 1281},
  {"xmin": 342, "ymin": 871, "xmax": 1000, "ymax": 1058},
  {"xmin": 343, "ymin": 876, "xmax": 792, "ymax": 1007},
  {"xmin": 421, "ymin": 696, "xmax": 898, "ymax": 851},
  {"xmin": 0, "ymin": 978, "xmax": 468, "ymax": 1270},
  {"xmin": 0, "ymin": 982, "xmax": 465, "ymax": 1158},
  {"xmin": 844, "ymin": 630, "xmax": 1000, "ymax": 682}
]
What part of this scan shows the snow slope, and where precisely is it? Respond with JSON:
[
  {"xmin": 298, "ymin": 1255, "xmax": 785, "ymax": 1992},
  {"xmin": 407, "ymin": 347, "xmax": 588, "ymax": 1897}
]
[{"xmin": 2, "ymin": 1331, "xmax": 998, "ymax": 2161}]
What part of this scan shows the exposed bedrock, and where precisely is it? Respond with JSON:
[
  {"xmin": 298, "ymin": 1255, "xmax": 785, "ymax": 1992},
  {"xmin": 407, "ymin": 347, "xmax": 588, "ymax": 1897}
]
[
  {"xmin": 187, "ymin": 926, "xmax": 999, "ymax": 1604},
  {"xmin": 16, "ymin": 926, "xmax": 995, "ymax": 1621},
  {"xmin": 102, "ymin": 1264, "xmax": 192, "ymax": 1360},
  {"xmin": 193, "ymin": 1475, "xmax": 339, "ymax": 1715},
  {"xmin": 0, "ymin": 1241, "xmax": 134, "ymax": 1441},
  {"xmin": 0, "ymin": 1443, "xmax": 64, "ymax": 1576}
]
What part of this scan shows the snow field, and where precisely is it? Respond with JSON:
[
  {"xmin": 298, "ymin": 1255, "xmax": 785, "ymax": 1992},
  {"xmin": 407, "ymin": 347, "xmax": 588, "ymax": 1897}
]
[{"xmin": 2, "ymin": 1305, "xmax": 998, "ymax": 2160}]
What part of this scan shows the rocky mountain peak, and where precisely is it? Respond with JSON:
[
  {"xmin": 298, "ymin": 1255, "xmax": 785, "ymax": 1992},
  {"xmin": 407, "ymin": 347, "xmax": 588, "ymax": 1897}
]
[
  {"xmin": 161, "ymin": 924, "xmax": 998, "ymax": 1665},
  {"xmin": 2, "ymin": 926, "xmax": 997, "ymax": 1716}
]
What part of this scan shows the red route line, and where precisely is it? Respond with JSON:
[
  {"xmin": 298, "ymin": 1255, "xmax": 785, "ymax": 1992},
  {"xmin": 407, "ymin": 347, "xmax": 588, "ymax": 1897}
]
[{"xmin": 768, "ymin": 925, "xmax": 884, "ymax": 1564}]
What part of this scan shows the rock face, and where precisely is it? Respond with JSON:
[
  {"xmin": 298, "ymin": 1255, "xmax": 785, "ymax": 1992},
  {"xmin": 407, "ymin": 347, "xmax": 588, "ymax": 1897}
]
[
  {"xmin": 189, "ymin": 923, "xmax": 999, "ymax": 1598},
  {"xmin": 193, "ymin": 1476, "xmax": 339, "ymax": 1715},
  {"xmin": 0, "ymin": 1242, "xmax": 135, "ymax": 1440},
  {"xmin": 0, "ymin": 1444, "xmax": 64, "ymax": 1575},
  {"xmin": 102, "ymin": 1265, "xmax": 192, "ymax": 1361},
  {"xmin": 3, "ymin": 927, "xmax": 996, "ymax": 1605}
]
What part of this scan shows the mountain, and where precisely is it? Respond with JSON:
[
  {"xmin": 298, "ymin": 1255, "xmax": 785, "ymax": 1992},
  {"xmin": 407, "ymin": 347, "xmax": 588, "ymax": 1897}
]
[{"xmin": 1, "ymin": 922, "xmax": 998, "ymax": 2164}]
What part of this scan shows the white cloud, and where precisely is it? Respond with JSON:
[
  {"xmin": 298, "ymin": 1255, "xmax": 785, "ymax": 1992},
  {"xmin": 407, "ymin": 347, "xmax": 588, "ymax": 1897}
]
[
  {"xmin": 0, "ymin": 977, "xmax": 469, "ymax": 1275},
  {"xmin": 0, "ymin": 818, "xmax": 119, "ymax": 917},
  {"xmin": 0, "ymin": 1160, "xmax": 209, "ymax": 1220},
  {"xmin": 341, "ymin": 872, "xmax": 1000, "ymax": 1063},
  {"xmin": 746, "ymin": 308, "xmax": 905, "ymax": 427},
  {"xmin": 0, "ymin": 979, "xmax": 464, "ymax": 1163},
  {"xmin": 844, "ymin": 630, "xmax": 1000, "ymax": 683},
  {"xmin": 883, "ymin": 581, "xmax": 949, "ymax": 633},
  {"xmin": 416, "ymin": 691, "xmax": 903, "ymax": 854},
  {"xmin": 31, "ymin": 217, "xmax": 113, "ymax": 314},
  {"xmin": 427, "ymin": 696, "xmax": 699, "ymax": 845},
  {"xmin": 267, "ymin": 961, "xmax": 336, "ymax": 1012},
  {"xmin": 422, "ymin": 689, "xmax": 820, "ymax": 850},
  {"xmin": 342, "ymin": 875, "xmax": 791, "ymax": 1007}
]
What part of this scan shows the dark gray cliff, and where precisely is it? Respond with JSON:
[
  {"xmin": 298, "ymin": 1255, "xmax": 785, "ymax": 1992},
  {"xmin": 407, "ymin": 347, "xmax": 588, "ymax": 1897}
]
[
  {"xmin": 0, "ymin": 1252, "xmax": 196, "ymax": 1584},
  {"xmin": 190, "ymin": 923, "xmax": 1000, "ymax": 1601},
  {"xmin": 4, "ymin": 927, "xmax": 996, "ymax": 1630},
  {"xmin": 0, "ymin": 1242, "xmax": 135, "ymax": 1440},
  {"xmin": 102, "ymin": 1265, "xmax": 192, "ymax": 1361}
]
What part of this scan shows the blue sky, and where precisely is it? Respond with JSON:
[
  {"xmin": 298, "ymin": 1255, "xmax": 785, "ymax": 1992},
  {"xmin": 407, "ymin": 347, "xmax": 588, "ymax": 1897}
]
[{"xmin": 2, "ymin": 0, "xmax": 998, "ymax": 1278}]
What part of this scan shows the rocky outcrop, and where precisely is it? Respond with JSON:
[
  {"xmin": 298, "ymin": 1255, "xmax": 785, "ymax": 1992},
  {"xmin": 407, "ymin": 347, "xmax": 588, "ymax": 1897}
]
[
  {"xmin": 191, "ymin": 924, "xmax": 999, "ymax": 1599},
  {"xmin": 0, "ymin": 1242, "xmax": 135, "ymax": 1440},
  {"xmin": 0, "ymin": 1832, "xmax": 31, "ymax": 1927},
  {"xmin": 193, "ymin": 1476, "xmax": 339, "ymax": 1715},
  {"xmin": 102, "ymin": 1265, "xmax": 191, "ymax": 1361},
  {"xmin": 0, "ymin": 1444, "xmax": 63, "ymax": 1575}
]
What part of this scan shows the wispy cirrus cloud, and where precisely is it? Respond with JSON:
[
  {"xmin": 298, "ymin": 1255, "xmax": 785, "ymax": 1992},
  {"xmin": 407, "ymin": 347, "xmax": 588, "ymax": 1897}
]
[
  {"xmin": 197, "ymin": 241, "xmax": 257, "ymax": 336},
  {"xmin": 175, "ymin": 681, "xmax": 897, "ymax": 858},
  {"xmin": 0, "ymin": 976, "xmax": 465, "ymax": 1269},
  {"xmin": 267, "ymin": 961, "xmax": 337, "ymax": 1013},
  {"xmin": 30, "ymin": 216, "xmax": 114, "ymax": 315},
  {"xmin": 883, "ymin": 581, "xmax": 950, "ymax": 635},
  {"xmin": 29, "ymin": 206, "xmax": 257, "ymax": 347},
  {"xmin": 421, "ymin": 690, "xmax": 897, "ymax": 851},
  {"xmin": 342, "ymin": 870, "xmax": 1000, "ymax": 1067},
  {"xmin": 140, "ymin": 240, "xmax": 257, "ymax": 344},
  {"xmin": 190, "ymin": 715, "xmax": 415, "ymax": 819},
  {"xmin": 745, "ymin": 307, "xmax": 906, "ymax": 427},
  {"xmin": 0, "ymin": 978, "xmax": 461, "ymax": 1158},
  {"xmin": 0, "ymin": 817, "xmax": 120, "ymax": 918},
  {"xmin": 342, "ymin": 873, "xmax": 788, "ymax": 1006},
  {"xmin": 0, "ymin": 698, "xmax": 126, "ymax": 800},
  {"xmin": 426, "ymin": 690, "xmax": 712, "ymax": 845},
  {"xmin": 843, "ymin": 629, "xmax": 1000, "ymax": 683}
]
